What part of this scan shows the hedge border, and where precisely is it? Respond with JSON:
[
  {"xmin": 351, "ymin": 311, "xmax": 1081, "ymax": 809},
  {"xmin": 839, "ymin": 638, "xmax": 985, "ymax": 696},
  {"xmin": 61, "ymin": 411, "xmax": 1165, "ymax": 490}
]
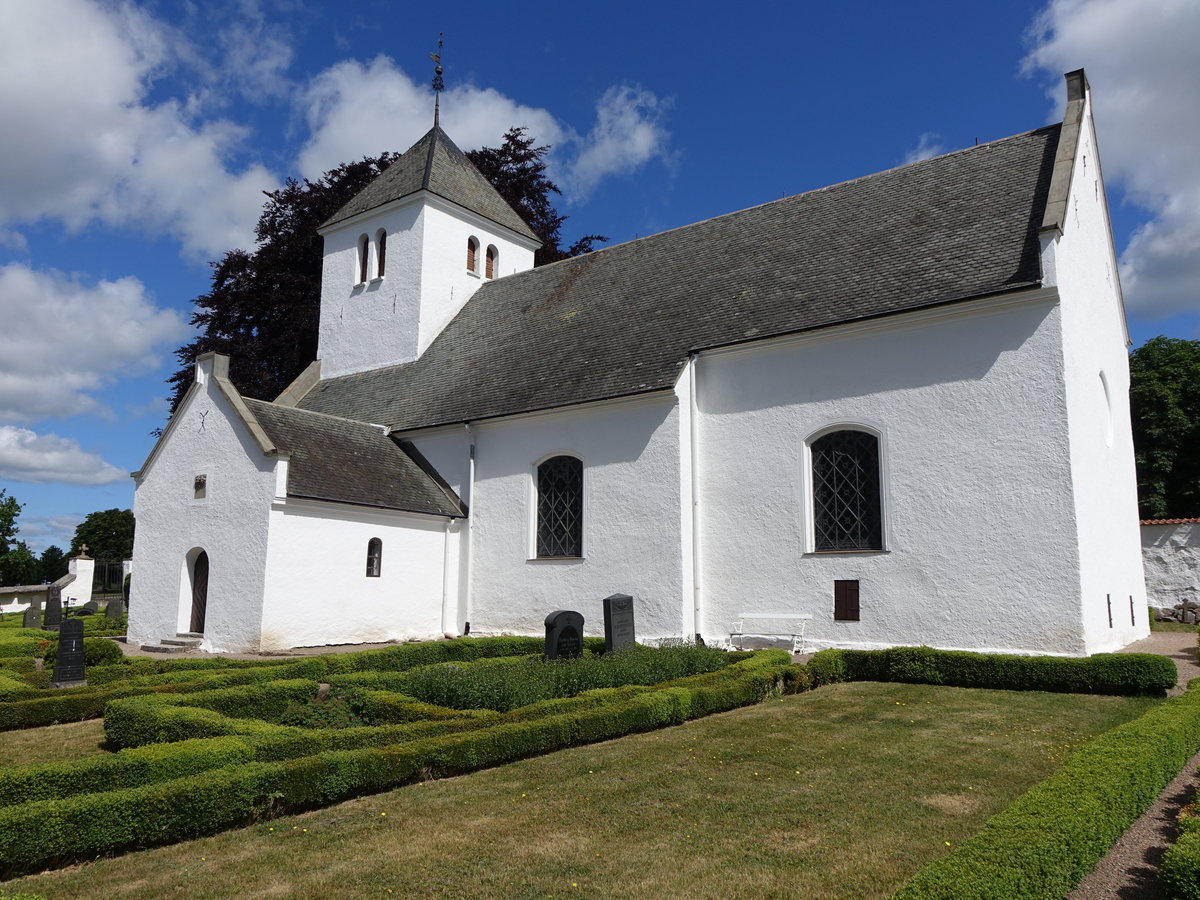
[{"xmin": 0, "ymin": 650, "xmax": 797, "ymax": 875}]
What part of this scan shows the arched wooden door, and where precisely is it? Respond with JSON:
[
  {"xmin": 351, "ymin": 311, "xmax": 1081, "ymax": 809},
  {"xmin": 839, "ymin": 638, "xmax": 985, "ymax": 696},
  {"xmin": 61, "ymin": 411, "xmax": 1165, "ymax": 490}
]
[{"xmin": 189, "ymin": 551, "xmax": 209, "ymax": 634}]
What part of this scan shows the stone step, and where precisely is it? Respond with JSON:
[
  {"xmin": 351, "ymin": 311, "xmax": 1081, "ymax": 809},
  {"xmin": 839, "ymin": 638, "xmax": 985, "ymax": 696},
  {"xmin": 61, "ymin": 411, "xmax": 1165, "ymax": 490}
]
[
  {"xmin": 160, "ymin": 638, "xmax": 202, "ymax": 648},
  {"xmin": 176, "ymin": 632, "xmax": 203, "ymax": 639},
  {"xmin": 139, "ymin": 643, "xmax": 187, "ymax": 654}
]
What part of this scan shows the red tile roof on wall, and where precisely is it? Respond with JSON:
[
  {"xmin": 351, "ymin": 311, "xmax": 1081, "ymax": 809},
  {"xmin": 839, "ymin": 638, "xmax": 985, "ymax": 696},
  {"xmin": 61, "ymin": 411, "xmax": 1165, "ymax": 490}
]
[{"xmin": 1140, "ymin": 518, "xmax": 1200, "ymax": 525}]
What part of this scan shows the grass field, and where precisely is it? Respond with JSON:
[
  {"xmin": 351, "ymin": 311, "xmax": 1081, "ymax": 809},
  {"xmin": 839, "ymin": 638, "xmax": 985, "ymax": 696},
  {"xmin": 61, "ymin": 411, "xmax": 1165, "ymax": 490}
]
[{"xmin": 3, "ymin": 681, "xmax": 1159, "ymax": 899}]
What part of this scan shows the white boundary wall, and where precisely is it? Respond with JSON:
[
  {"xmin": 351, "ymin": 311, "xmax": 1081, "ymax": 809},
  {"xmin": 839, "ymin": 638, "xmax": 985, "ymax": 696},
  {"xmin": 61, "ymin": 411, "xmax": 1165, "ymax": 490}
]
[{"xmin": 1143, "ymin": 522, "xmax": 1200, "ymax": 610}]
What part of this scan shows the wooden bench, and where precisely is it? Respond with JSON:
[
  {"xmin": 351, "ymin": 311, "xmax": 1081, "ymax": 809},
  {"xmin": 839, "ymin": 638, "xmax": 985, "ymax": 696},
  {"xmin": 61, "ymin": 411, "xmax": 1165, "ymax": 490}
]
[{"xmin": 730, "ymin": 614, "xmax": 812, "ymax": 654}]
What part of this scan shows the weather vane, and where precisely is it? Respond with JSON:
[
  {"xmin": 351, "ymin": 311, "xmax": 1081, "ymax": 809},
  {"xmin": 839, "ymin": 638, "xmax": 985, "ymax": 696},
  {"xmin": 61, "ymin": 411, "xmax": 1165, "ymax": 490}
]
[{"xmin": 430, "ymin": 34, "xmax": 444, "ymax": 125}]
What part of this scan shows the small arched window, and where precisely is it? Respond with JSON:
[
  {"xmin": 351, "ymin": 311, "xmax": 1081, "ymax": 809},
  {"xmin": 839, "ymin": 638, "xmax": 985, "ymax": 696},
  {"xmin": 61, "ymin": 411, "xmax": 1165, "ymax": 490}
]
[
  {"xmin": 467, "ymin": 237, "xmax": 479, "ymax": 273},
  {"xmin": 365, "ymin": 538, "xmax": 383, "ymax": 577},
  {"xmin": 811, "ymin": 430, "xmax": 883, "ymax": 551},
  {"xmin": 357, "ymin": 235, "xmax": 370, "ymax": 284},
  {"xmin": 536, "ymin": 455, "xmax": 583, "ymax": 558},
  {"xmin": 485, "ymin": 245, "xmax": 497, "ymax": 279},
  {"xmin": 375, "ymin": 230, "xmax": 387, "ymax": 278}
]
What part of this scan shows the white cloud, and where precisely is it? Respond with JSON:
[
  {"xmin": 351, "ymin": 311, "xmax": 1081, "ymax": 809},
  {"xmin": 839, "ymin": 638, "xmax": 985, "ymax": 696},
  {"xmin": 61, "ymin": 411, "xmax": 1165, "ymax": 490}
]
[
  {"xmin": 15, "ymin": 514, "xmax": 85, "ymax": 553},
  {"xmin": 1023, "ymin": 0, "xmax": 1200, "ymax": 318},
  {"xmin": 0, "ymin": 264, "xmax": 189, "ymax": 422},
  {"xmin": 903, "ymin": 133, "xmax": 947, "ymax": 165},
  {"xmin": 296, "ymin": 58, "xmax": 669, "ymax": 201},
  {"xmin": 0, "ymin": 427, "xmax": 126, "ymax": 486},
  {"xmin": 0, "ymin": 0, "xmax": 278, "ymax": 258}
]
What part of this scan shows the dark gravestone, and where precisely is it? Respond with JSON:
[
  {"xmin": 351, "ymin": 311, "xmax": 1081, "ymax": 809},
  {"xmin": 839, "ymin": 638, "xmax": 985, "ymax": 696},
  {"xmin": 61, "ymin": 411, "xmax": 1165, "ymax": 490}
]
[
  {"xmin": 105, "ymin": 597, "xmax": 126, "ymax": 619},
  {"xmin": 42, "ymin": 585, "xmax": 62, "ymax": 631},
  {"xmin": 22, "ymin": 600, "xmax": 42, "ymax": 630},
  {"xmin": 544, "ymin": 610, "xmax": 585, "ymax": 661},
  {"xmin": 51, "ymin": 619, "xmax": 86, "ymax": 688},
  {"xmin": 77, "ymin": 600, "xmax": 99, "ymax": 616},
  {"xmin": 603, "ymin": 594, "xmax": 636, "ymax": 652}
]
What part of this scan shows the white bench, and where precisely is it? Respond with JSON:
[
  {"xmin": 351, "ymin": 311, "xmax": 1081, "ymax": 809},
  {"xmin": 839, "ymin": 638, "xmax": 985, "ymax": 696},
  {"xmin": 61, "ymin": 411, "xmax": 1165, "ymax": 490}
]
[{"xmin": 730, "ymin": 614, "xmax": 812, "ymax": 655}]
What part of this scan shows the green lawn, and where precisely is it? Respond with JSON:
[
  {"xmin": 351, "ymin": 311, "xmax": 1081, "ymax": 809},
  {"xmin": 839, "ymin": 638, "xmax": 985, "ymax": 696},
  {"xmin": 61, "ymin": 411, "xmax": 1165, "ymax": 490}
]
[
  {"xmin": 0, "ymin": 719, "xmax": 109, "ymax": 767},
  {"xmin": 4, "ymin": 682, "xmax": 1159, "ymax": 899}
]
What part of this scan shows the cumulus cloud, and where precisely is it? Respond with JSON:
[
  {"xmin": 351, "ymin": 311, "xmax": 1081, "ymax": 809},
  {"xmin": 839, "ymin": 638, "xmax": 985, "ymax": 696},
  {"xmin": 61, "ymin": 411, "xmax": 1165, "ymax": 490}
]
[
  {"xmin": 0, "ymin": 428, "xmax": 126, "ymax": 486},
  {"xmin": 1023, "ymin": 0, "xmax": 1200, "ymax": 318},
  {"xmin": 903, "ymin": 133, "xmax": 947, "ymax": 165},
  {"xmin": 0, "ymin": 264, "xmax": 188, "ymax": 422},
  {"xmin": 0, "ymin": 0, "xmax": 278, "ymax": 258},
  {"xmin": 14, "ymin": 514, "xmax": 85, "ymax": 553},
  {"xmin": 296, "ymin": 57, "xmax": 669, "ymax": 201}
]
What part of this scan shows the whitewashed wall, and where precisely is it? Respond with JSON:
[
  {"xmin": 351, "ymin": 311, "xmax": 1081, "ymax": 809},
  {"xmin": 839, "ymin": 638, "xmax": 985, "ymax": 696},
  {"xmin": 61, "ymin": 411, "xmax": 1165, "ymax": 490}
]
[
  {"xmin": 259, "ymin": 500, "xmax": 450, "ymax": 651},
  {"xmin": 695, "ymin": 294, "xmax": 1087, "ymax": 655},
  {"xmin": 318, "ymin": 194, "xmax": 536, "ymax": 379},
  {"xmin": 129, "ymin": 358, "xmax": 276, "ymax": 652},
  {"xmin": 466, "ymin": 395, "xmax": 686, "ymax": 642},
  {"xmin": 1045, "ymin": 94, "xmax": 1149, "ymax": 653},
  {"xmin": 1143, "ymin": 522, "xmax": 1200, "ymax": 609},
  {"xmin": 62, "ymin": 557, "xmax": 94, "ymax": 608}
]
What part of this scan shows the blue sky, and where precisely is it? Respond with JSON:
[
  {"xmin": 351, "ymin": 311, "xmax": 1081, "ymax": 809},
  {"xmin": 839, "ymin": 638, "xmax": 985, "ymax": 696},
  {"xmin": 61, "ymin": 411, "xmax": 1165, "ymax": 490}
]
[{"xmin": 1, "ymin": 0, "xmax": 1197, "ymax": 553}]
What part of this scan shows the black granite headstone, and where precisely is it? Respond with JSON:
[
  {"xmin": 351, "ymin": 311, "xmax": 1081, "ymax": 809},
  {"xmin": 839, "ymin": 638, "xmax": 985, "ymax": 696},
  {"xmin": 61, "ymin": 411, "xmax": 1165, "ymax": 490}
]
[
  {"xmin": 42, "ymin": 585, "xmax": 62, "ymax": 631},
  {"xmin": 51, "ymin": 619, "xmax": 86, "ymax": 688},
  {"xmin": 22, "ymin": 600, "xmax": 42, "ymax": 630},
  {"xmin": 544, "ymin": 610, "xmax": 585, "ymax": 661},
  {"xmin": 105, "ymin": 597, "xmax": 126, "ymax": 619},
  {"xmin": 602, "ymin": 594, "xmax": 636, "ymax": 652}
]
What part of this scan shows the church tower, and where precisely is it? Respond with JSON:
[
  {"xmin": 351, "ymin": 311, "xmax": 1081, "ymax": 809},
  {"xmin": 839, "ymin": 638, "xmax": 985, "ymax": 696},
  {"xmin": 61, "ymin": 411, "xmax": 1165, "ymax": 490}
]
[{"xmin": 315, "ymin": 126, "xmax": 541, "ymax": 379}]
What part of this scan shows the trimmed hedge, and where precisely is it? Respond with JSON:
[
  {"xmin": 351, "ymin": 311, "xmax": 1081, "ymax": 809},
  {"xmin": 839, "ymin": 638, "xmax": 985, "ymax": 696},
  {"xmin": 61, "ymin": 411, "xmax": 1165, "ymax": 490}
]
[
  {"xmin": 808, "ymin": 646, "xmax": 1176, "ymax": 696},
  {"xmin": 0, "ymin": 650, "xmax": 796, "ymax": 875},
  {"xmin": 891, "ymin": 681, "xmax": 1200, "ymax": 899},
  {"xmin": 42, "ymin": 637, "xmax": 124, "ymax": 668},
  {"xmin": 1162, "ymin": 813, "xmax": 1200, "ymax": 900}
]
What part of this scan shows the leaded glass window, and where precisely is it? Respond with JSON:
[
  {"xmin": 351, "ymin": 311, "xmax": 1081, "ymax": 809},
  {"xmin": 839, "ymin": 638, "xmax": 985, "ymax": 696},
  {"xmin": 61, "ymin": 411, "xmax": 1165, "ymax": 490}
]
[
  {"xmin": 366, "ymin": 538, "xmax": 383, "ymax": 577},
  {"xmin": 537, "ymin": 455, "xmax": 583, "ymax": 557},
  {"xmin": 811, "ymin": 430, "xmax": 882, "ymax": 551}
]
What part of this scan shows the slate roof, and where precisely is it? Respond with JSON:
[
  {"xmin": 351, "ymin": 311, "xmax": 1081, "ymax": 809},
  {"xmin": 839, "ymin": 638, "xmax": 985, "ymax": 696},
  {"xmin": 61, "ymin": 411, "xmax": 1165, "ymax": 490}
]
[
  {"xmin": 299, "ymin": 124, "xmax": 1060, "ymax": 432},
  {"xmin": 243, "ymin": 398, "xmax": 464, "ymax": 516},
  {"xmin": 321, "ymin": 125, "xmax": 539, "ymax": 241}
]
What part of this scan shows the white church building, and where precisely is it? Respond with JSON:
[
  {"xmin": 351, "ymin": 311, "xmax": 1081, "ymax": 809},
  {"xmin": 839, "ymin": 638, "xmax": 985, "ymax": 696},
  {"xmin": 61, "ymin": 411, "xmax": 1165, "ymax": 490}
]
[{"xmin": 128, "ymin": 70, "xmax": 1148, "ymax": 656}]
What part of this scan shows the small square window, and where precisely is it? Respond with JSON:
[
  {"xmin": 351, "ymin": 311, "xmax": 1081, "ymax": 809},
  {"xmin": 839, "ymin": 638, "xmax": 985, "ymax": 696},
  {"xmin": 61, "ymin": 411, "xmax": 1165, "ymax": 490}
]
[{"xmin": 194, "ymin": 474, "xmax": 207, "ymax": 500}]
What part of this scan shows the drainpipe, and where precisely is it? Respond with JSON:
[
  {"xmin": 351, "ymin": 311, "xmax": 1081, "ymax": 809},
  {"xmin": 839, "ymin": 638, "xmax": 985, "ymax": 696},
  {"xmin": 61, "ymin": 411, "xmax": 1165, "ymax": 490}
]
[
  {"xmin": 689, "ymin": 353, "xmax": 703, "ymax": 642},
  {"xmin": 464, "ymin": 423, "xmax": 476, "ymax": 634}
]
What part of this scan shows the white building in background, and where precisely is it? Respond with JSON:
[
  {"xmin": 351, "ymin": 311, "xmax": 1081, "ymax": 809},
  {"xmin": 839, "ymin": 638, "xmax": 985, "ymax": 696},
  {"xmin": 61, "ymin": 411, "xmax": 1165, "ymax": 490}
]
[{"xmin": 128, "ymin": 70, "xmax": 1148, "ymax": 656}]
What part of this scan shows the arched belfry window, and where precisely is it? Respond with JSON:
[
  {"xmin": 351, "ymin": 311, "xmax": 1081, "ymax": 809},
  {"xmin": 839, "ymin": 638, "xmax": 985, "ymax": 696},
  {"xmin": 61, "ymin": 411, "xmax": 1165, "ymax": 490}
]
[
  {"xmin": 365, "ymin": 538, "xmax": 383, "ymax": 577},
  {"xmin": 485, "ymin": 245, "xmax": 498, "ymax": 279},
  {"xmin": 375, "ymin": 230, "xmax": 387, "ymax": 278},
  {"xmin": 357, "ymin": 235, "xmax": 370, "ymax": 284},
  {"xmin": 811, "ymin": 430, "xmax": 883, "ymax": 551},
  {"xmin": 536, "ymin": 455, "xmax": 583, "ymax": 558},
  {"xmin": 467, "ymin": 237, "xmax": 479, "ymax": 273}
]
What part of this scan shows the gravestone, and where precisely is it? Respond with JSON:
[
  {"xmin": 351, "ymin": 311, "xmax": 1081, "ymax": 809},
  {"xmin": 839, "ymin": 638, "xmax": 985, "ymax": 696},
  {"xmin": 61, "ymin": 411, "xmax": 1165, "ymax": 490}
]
[
  {"xmin": 602, "ymin": 594, "xmax": 636, "ymax": 652},
  {"xmin": 42, "ymin": 585, "xmax": 63, "ymax": 631},
  {"xmin": 544, "ymin": 610, "xmax": 585, "ymax": 661},
  {"xmin": 51, "ymin": 619, "xmax": 86, "ymax": 688},
  {"xmin": 78, "ymin": 600, "xmax": 99, "ymax": 616},
  {"xmin": 105, "ymin": 597, "xmax": 126, "ymax": 619},
  {"xmin": 22, "ymin": 600, "xmax": 42, "ymax": 630}
]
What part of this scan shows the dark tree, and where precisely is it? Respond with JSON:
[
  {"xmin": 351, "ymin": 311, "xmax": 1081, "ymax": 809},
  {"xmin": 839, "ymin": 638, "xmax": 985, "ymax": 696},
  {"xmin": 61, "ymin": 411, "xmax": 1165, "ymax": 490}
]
[
  {"xmin": 166, "ymin": 153, "xmax": 400, "ymax": 415},
  {"xmin": 0, "ymin": 489, "xmax": 18, "ymax": 557},
  {"xmin": 39, "ymin": 545, "xmax": 68, "ymax": 582},
  {"xmin": 0, "ymin": 542, "xmax": 40, "ymax": 587},
  {"xmin": 1129, "ymin": 336, "xmax": 1200, "ymax": 519},
  {"xmin": 70, "ymin": 509, "xmax": 135, "ymax": 562},
  {"xmin": 467, "ymin": 127, "xmax": 607, "ymax": 266}
]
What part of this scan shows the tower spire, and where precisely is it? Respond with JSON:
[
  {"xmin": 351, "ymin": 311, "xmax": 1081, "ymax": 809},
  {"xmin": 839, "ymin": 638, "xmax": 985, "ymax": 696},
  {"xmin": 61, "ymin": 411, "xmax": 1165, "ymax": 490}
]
[{"xmin": 430, "ymin": 34, "xmax": 444, "ymax": 126}]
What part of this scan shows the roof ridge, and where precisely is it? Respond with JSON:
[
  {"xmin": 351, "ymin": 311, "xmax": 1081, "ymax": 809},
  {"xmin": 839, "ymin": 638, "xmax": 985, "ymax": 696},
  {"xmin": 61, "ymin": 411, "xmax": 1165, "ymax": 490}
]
[
  {"xmin": 421, "ymin": 126, "xmax": 439, "ymax": 191},
  {"xmin": 245, "ymin": 396, "xmax": 384, "ymax": 431}
]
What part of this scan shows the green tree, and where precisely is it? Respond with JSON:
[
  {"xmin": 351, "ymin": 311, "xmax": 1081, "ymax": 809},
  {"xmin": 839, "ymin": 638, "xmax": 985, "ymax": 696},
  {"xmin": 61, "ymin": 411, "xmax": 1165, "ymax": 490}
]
[
  {"xmin": 0, "ymin": 542, "xmax": 41, "ymax": 587},
  {"xmin": 1129, "ymin": 336, "xmax": 1200, "ymax": 519},
  {"xmin": 0, "ymin": 489, "xmax": 19, "ymax": 557},
  {"xmin": 70, "ymin": 509, "xmax": 135, "ymax": 561},
  {"xmin": 466, "ymin": 127, "xmax": 607, "ymax": 266},
  {"xmin": 39, "ymin": 545, "xmax": 68, "ymax": 582}
]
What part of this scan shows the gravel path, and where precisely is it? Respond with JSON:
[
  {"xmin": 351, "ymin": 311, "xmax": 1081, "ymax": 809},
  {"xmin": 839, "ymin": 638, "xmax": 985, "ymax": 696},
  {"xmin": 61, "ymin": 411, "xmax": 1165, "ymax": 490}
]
[{"xmin": 1068, "ymin": 631, "xmax": 1200, "ymax": 900}]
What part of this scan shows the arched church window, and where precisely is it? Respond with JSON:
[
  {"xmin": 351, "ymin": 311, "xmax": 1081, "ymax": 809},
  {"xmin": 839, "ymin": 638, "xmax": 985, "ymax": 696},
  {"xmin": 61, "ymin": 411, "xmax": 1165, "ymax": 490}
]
[
  {"xmin": 467, "ymin": 237, "xmax": 479, "ymax": 273},
  {"xmin": 536, "ymin": 455, "xmax": 583, "ymax": 558},
  {"xmin": 486, "ymin": 245, "xmax": 497, "ymax": 279},
  {"xmin": 811, "ymin": 430, "xmax": 883, "ymax": 551},
  {"xmin": 375, "ymin": 229, "xmax": 387, "ymax": 278},
  {"xmin": 357, "ymin": 235, "xmax": 370, "ymax": 284},
  {"xmin": 366, "ymin": 538, "xmax": 383, "ymax": 577}
]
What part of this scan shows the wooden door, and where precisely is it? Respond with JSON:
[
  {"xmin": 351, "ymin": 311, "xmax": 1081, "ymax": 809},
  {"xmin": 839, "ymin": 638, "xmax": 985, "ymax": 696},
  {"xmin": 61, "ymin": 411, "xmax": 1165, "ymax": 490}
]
[{"xmin": 190, "ymin": 552, "xmax": 209, "ymax": 634}]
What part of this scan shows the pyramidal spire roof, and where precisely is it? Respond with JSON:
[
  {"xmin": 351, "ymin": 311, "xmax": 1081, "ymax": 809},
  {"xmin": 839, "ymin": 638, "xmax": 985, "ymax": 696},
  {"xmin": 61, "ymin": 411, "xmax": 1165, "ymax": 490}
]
[{"xmin": 321, "ymin": 125, "xmax": 539, "ymax": 242}]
